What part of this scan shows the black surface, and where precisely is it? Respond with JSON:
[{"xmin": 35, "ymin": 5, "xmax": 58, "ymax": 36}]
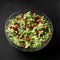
[{"xmin": 0, "ymin": 0, "xmax": 60, "ymax": 60}]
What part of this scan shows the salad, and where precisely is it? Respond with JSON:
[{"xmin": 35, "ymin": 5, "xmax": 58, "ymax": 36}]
[{"xmin": 5, "ymin": 11, "xmax": 52, "ymax": 49}]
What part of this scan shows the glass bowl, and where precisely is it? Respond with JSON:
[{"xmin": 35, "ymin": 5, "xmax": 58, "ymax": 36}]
[{"xmin": 5, "ymin": 9, "xmax": 53, "ymax": 52}]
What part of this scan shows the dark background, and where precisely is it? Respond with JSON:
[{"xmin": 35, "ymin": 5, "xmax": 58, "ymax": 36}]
[{"xmin": 0, "ymin": 0, "xmax": 60, "ymax": 60}]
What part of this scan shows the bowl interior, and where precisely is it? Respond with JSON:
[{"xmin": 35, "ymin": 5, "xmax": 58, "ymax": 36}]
[{"xmin": 5, "ymin": 10, "xmax": 53, "ymax": 52}]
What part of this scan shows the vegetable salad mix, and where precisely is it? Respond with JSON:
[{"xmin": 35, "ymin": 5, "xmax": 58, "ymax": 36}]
[{"xmin": 5, "ymin": 11, "xmax": 52, "ymax": 49}]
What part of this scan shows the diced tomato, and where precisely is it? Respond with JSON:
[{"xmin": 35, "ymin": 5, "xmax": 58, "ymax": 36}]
[
  {"xmin": 10, "ymin": 24, "xmax": 18, "ymax": 31},
  {"xmin": 27, "ymin": 46, "xmax": 30, "ymax": 48},
  {"xmin": 40, "ymin": 20, "xmax": 43, "ymax": 24},
  {"xmin": 35, "ymin": 19, "xmax": 40, "ymax": 24},
  {"xmin": 35, "ymin": 16, "xmax": 40, "ymax": 20},
  {"xmin": 9, "ymin": 26, "xmax": 14, "ymax": 29},
  {"xmin": 28, "ymin": 25, "xmax": 34, "ymax": 29},
  {"xmin": 25, "ymin": 24, "xmax": 34, "ymax": 29},
  {"xmin": 16, "ymin": 18, "xmax": 21, "ymax": 20},
  {"xmin": 36, "ymin": 30, "xmax": 39, "ymax": 36},
  {"xmin": 14, "ymin": 24, "xmax": 18, "ymax": 31},
  {"xmin": 19, "ymin": 35, "xmax": 23, "ymax": 39},
  {"xmin": 26, "ymin": 35, "xmax": 30, "ymax": 42},
  {"xmin": 14, "ymin": 24, "xmax": 18, "ymax": 28},
  {"xmin": 35, "ymin": 19, "xmax": 43, "ymax": 24},
  {"xmin": 20, "ymin": 42, "xmax": 24, "ymax": 47},
  {"xmin": 35, "ymin": 16, "xmax": 43, "ymax": 24}
]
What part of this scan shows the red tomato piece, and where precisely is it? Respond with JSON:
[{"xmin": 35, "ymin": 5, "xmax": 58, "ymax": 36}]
[
  {"xmin": 36, "ymin": 30, "xmax": 39, "ymax": 36},
  {"xmin": 35, "ymin": 16, "xmax": 40, "ymax": 20},
  {"xmin": 28, "ymin": 25, "xmax": 34, "ymax": 29},
  {"xmin": 35, "ymin": 19, "xmax": 43, "ymax": 24},
  {"xmin": 10, "ymin": 24, "xmax": 18, "ymax": 31},
  {"xmin": 27, "ymin": 46, "xmax": 30, "ymax": 48},
  {"xmin": 14, "ymin": 24, "xmax": 18, "ymax": 31},
  {"xmin": 35, "ymin": 19, "xmax": 40, "ymax": 24},
  {"xmin": 26, "ymin": 35, "xmax": 30, "ymax": 42},
  {"xmin": 16, "ymin": 18, "xmax": 21, "ymax": 20},
  {"xmin": 9, "ymin": 26, "xmax": 14, "ymax": 29},
  {"xmin": 19, "ymin": 35, "xmax": 23, "ymax": 39},
  {"xmin": 20, "ymin": 42, "xmax": 24, "ymax": 47},
  {"xmin": 40, "ymin": 20, "xmax": 43, "ymax": 24}
]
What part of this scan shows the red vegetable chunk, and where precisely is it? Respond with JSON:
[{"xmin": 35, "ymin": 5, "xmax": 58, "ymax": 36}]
[
  {"xmin": 19, "ymin": 35, "xmax": 23, "ymax": 39},
  {"xmin": 28, "ymin": 25, "xmax": 34, "ymax": 29},
  {"xmin": 10, "ymin": 26, "xmax": 14, "ymax": 29},
  {"xmin": 26, "ymin": 35, "xmax": 30, "ymax": 42},
  {"xmin": 35, "ymin": 19, "xmax": 40, "ymax": 24},
  {"xmin": 16, "ymin": 18, "xmax": 21, "ymax": 20},
  {"xmin": 20, "ymin": 42, "xmax": 24, "ymax": 47},
  {"xmin": 27, "ymin": 46, "xmax": 30, "ymax": 48},
  {"xmin": 14, "ymin": 24, "xmax": 18, "ymax": 31},
  {"xmin": 35, "ymin": 16, "xmax": 40, "ymax": 20},
  {"xmin": 36, "ymin": 30, "xmax": 39, "ymax": 36},
  {"xmin": 10, "ymin": 24, "xmax": 18, "ymax": 31}
]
